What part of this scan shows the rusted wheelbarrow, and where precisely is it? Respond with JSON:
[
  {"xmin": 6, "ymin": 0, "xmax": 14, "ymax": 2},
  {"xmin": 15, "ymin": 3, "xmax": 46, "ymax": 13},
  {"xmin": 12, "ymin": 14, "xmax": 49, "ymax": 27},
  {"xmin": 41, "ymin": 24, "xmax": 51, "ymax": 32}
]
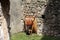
[{"xmin": 24, "ymin": 15, "xmax": 37, "ymax": 35}]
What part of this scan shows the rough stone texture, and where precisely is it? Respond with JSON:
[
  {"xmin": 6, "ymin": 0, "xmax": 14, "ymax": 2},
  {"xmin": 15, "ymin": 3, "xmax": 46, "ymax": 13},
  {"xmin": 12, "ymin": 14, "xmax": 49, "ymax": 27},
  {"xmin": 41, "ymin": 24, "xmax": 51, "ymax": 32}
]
[
  {"xmin": 21, "ymin": 0, "xmax": 60, "ymax": 36},
  {"xmin": 10, "ymin": 0, "xmax": 47, "ymax": 34},
  {"xmin": 9, "ymin": 0, "xmax": 60, "ymax": 36},
  {"xmin": 43, "ymin": 0, "xmax": 60, "ymax": 36},
  {"xmin": 22, "ymin": 0, "xmax": 48, "ymax": 36},
  {"xmin": 0, "ymin": 4, "xmax": 9, "ymax": 40},
  {"xmin": 10, "ymin": 0, "xmax": 24, "ymax": 34}
]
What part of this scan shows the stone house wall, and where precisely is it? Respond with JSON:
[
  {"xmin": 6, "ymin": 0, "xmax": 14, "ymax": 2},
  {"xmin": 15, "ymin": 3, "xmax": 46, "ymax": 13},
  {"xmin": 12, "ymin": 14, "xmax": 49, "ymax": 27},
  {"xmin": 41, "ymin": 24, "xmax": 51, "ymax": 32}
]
[
  {"xmin": 10, "ymin": 0, "xmax": 48, "ymax": 34},
  {"xmin": 10, "ymin": 0, "xmax": 24, "ymax": 34},
  {"xmin": 0, "ymin": 4, "xmax": 9, "ymax": 40},
  {"xmin": 10, "ymin": 0, "xmax": 60, "ymax": 36},
  {"xmin": 0, "ymin": 0, "xmax": 60, "ymax": 38}
]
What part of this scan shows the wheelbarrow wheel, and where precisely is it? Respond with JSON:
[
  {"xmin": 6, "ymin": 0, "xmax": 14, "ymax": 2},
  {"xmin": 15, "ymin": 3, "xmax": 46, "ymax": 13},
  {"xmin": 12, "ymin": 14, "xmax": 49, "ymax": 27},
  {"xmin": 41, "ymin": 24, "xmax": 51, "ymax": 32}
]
[{"xmin": 26, "ymin": 30, "xmax": 30, "ymax": 35}]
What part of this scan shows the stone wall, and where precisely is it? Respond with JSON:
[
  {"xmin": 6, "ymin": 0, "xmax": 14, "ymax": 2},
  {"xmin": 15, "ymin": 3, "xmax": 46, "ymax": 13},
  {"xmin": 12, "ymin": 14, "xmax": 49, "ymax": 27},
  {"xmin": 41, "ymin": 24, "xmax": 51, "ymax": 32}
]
[
  {"xmin": 10, "ymin": 0, "xmax": 24, "ymax": 34},
  {"xmin": 10, "ymin": 0, "xmax": 60, "ymax": 36},
  {"xmin": 22, "ymin": 0, "xmax": 48, "ymax": 35},
  {"xmin": 10, "ymin": 0, "xmax": 48, "ymax": 34},
  {"xmin": 43, "ymin": 0, "xmax": 60, "ymax": 36},
  {"xmin": 21, "ymin": 0, "xmax": 60, "ymax": 36},
  {"xmin": 0, "ymin": 3, "xmax": 10, "ymax": 40}
]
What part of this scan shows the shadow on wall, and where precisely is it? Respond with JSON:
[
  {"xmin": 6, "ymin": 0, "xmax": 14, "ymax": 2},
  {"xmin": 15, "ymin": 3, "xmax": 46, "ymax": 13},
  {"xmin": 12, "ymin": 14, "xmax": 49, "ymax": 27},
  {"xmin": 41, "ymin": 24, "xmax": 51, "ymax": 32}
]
[
  {"xmin": 41, "ymin": 0, "xmax": 60, "ymax": 39},
  {"xmin": 41, "ymin": 0, "xmax": 60, "ymax": 40},
  {"xmin": 0, "ymin": 0, "xmax": 11, "ymax": 36}
]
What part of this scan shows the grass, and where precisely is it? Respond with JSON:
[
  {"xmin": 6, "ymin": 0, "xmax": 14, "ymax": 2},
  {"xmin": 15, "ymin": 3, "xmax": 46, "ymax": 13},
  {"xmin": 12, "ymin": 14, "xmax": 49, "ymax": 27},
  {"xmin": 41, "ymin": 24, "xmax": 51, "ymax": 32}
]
[{"xmin": 11, "ymin": 32, "xmax": 60, "ymax": 40}]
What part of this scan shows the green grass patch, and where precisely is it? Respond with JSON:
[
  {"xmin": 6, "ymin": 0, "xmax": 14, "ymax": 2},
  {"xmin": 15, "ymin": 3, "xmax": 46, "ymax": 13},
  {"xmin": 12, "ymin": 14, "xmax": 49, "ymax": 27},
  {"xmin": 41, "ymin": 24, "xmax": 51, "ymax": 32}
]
[{"xmin": 11, "ymin": 32, "xmax": 60, "ymax": 40}]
